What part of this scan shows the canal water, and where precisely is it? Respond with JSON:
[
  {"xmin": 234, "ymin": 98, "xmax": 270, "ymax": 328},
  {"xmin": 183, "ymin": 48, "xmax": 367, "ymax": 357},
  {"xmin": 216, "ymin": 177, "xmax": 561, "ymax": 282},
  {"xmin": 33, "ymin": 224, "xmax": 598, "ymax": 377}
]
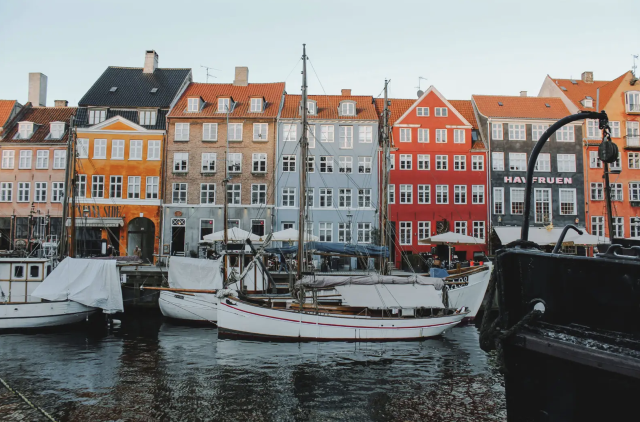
[{"xmin": 0, "ymin": 315, "xmax": 505, "ymax": 421}]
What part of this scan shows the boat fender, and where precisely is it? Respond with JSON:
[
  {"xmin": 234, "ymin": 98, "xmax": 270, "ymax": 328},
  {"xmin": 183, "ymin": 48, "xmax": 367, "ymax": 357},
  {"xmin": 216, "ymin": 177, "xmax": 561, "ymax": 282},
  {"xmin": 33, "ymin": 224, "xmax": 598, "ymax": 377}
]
[{"xmin": 225, "ymin": 299, "xmax": 237, "ymax": 306}]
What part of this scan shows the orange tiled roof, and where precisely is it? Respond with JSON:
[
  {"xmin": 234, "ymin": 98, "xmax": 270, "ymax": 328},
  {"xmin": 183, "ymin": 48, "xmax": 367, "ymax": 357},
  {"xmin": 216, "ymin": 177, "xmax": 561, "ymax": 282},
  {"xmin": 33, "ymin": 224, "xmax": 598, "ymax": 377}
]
[
  {"xmin": 385, "ymin": 99, "xmax": 415, "ymax": 126},
  {"xmin": 449, "ymin": 100, "xmax": 478, "ymax": 129},
  {"xmin": 472, "ymin": 95, "xmax": 571, "ymax": 119},
  {"xmin": 281, "ymin": 94, "xmax": 378, "ymax": 120},
  {"xmin": 0, "ymin": 100, "xmax": 17, "ymax": 127},
  {"xmin": 168, "ymin": 82, "xmax": 286, "ymax": 119},
  {"xmin": 550, "ymin": 73, "xmax": 628, "ymax": 111},
  {"xmin": 1, "ymin": 106, "xmax": 76, "ymax": 143}
]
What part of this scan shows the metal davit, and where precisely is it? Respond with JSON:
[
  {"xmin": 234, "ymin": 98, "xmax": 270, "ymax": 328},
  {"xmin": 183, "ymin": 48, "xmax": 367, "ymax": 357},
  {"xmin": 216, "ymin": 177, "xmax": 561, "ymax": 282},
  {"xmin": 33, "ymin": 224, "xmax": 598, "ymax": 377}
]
[{"xmin": 481, "ymin": 111, "xmax": 640, "ymax": 421}]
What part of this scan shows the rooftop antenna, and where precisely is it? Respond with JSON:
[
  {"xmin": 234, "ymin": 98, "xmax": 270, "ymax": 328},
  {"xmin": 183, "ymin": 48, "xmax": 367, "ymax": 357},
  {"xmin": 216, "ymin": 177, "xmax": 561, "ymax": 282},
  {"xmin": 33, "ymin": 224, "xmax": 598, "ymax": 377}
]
[
  {"xmin": 633, "ymin": 54, "xmax": 639, "ymax": 77},
  {"xmin": 201, "ymin": 65, "xmax": 219, "ymax": 83},
  {"xmin": 416, "ymin": 76, "xmax": 427, "ymax": 97}
]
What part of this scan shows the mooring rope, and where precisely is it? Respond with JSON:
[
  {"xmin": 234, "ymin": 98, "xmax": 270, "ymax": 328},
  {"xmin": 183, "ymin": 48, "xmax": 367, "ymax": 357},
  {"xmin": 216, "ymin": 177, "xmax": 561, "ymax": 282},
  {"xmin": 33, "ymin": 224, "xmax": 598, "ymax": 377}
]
[{"xmin": 0, "ymin": 376, "xmax": 58, "ymax": 422}]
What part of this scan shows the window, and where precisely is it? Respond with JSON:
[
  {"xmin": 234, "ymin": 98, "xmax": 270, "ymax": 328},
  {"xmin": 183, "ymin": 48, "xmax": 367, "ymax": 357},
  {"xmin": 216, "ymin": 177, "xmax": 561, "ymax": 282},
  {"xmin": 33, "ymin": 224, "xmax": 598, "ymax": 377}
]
[
  {"xmin": 282, "ymin": 187, "xmax": 296, "ymax": 207},
  {"xmin": 416, "ymin": 107, "xmax": 429, "ymax": 116},
  {"xmin": 611, "ymin": 153, "xmax": 622, "ymax": 171},
  {"xmin": 76, "ymin": 175, "xmax": 86, "ymax": 198},
  {"xmin": 400, "ymin": 154, "xmax": 412, "ymax": 170},
  {"xmin": 471, "ymin": 155, "xmax": 484, "ymax": 171},
  {"xmin": 400, "ymin": 184, "xmax": 412, "ymax": 204},
  {"xmin": 534, "ymin": 188, "xmax": 551, "ymax": 223},
  {"xmin": 306, "ymin": 188, "xmax": 314, "ymax": 207},
  {"xmin": 203, "ymin": 123, "xmax": 218, "ymax": 141},
  {"xmin": 435, "ymin": 155, "xmax": 447, "ymax": 170},
  {"xmin": 532, "ymin": 124, "xmax": 549, "ymax": 141},
  {"xmin": 53, "ymin": 150, "xmax": 65, "ymax": 169},
  {"xmin": 492, "ymin": 152, "xmax": 504, "ymax": 171},
  {"xmin": 508, "ymin": 124, "xmax": 525, "ymax": 140},
  {"xmin": 418, "ymin": 128, "xmax": 429, "ymax": 143},
  {"xmin": 418, "ymin": 221, "xmax": 431, "ymax": 241},
  {"xmin": 146, "ymin": 177, "xmax": 159, "ymax": 199},
  {"xmin": 17, "ymin": 182, "xmax": 30, "ymax": 202},
  {"xmin": 587, "ymin": 119, "xmax": 601, "ymax": 139},
  {"xmin": 625, "ymin": 91, "xmax": 640, "ymax": 112},
  {"xmin": 307, "ymin": 126, "xmax": 316, "ymax": 148},
  {"xmin": 455, "ymin": 221, "xmax": 467, "ymax": 236},
  {"xmin": 435, "ymin": 129, "xmax": 447, "ymax": 143},
  {"xmin": 400, "ymin": 128, "xmax": 411, "ymax": 143},
  {"xmin": 613, "ymin": 217, "xmax": 624, "ymax": 238},
  {"xmin": 399, "ymin": 221, "xmax": 412, "ymax": 245},
  {"xmin": 201, "ymin": 219, "xmax": 215, "ymax": 240},
  {"xmin": 2, "ymin": 150, "xmax": 14, "ymax": 169},
  {"xmin": 250, "ymin": 98, "xmax": 263, "ymax": 112},
  {"xmin": 76, "ymin": 139, "xmax": 89, "ymax": 158},
  {"xmin": 591, "ymin": 183, "xmax": 604, "ymax": 200},
  {"xmin": 511, "ymin": 188, "xmax": 525, "ymax": 214},
  {"xmin": 339, "ymin": 126, "xmax": 353, "ymax": 148},
  {"xmin": 172, "ymin": 183, "xmax": 187, "ymax": 204},
  {"xmin": 338, "ymin": 188, "xmax": 352, "ymax": 208},
  {"xmin": 629, "ymin": 152, "xmax": 640, "ymax": 169},
  {"xmin": 36, "ymin": 151, "xmax": 49, "ymax": 169},
  {"xmin": 93, "ymin": 139, "xmax": 107, "ymax": 158},
  {"xmin": 610, "ymin": 121, "xmax": 620, "ymax": 138},
  {"xmin": 306, "ymin": 101, "xmax": 316, "ymax": 115},
  {"xmin": 454, "ymin": 129, "xmax": 465, "ymax": 144},
  {"xmin": 453, "ymin": 155, "xmax": 466, "ymax": 171},
  {"xmin": 111, "ymin": 139, "xmax": 124, "ymax": 159},
  {"xmin": 358, "ymin": 156, "xmax": 372, "ymax": 174},
  {"xmin": 390, "ymin": 154, "xmax": 394, "ymax": 170},
  {"xmin": 509, "ymin": 153, "xmax": 527, "ymax": 171},
  {"xmin": 202, "ymin": 153, "xmax": 217, "ymax": 172},
  {"xmin": 251, "ymin": 184, "xmax": 267, "ymax": 205},
  {"xmin": 129, "ymin": 140, "xmax": 142, "ymax": 160},
  {"xmin": 454, "ymin": 185, "xmax": 467, "ymax": 204},
  {"xmin": 19, "ymin": 150, "xmax": 32, "ymax": 169},
  {"xmin": 493, "ymin": 187, "xmax": 504, "ymax": 214},
  {"xmin": 557, "ymin": 126, "xmax": 575, "ymax": 142},
  {"xmin": 631, "ymin": 217, "xmax": 640, "ymax": 238},
  {"xmin": 252, "ymin": 153, "xmax": 267, "ymax": 173},
  {"xmin": 139, "ymin": 110, "xmax": 157, "ymax": 125},
  {"xmin": 88, "ymin": 109, "xmax": 106, "ymax": 124},
  {"xmin": 472, "ymin": 185, "xmax": 484, "ymax": 204},
  {"xmin": 492, "ymin": 123, "xmax": 503, "ymax": 140},
  {"xmin": 592, "ymin": 216, "xmax": 605, "ymax": 237},
  {"xmin": 357, "ymin": 223, "xmax": 371, "ymax": 243},
  {"xmin": 320, "ymin": 156, "xmax": 333, "ymax": 173},
  {"xmin": 341, "ymin": 102, "xmax": 355, "ymax": 116},
  {"xmin": 338, "ymin": 223, "xmax": 352, "ymax": 243},
  {"xmin": 418, "ymin": 154, "xmax": 430, "ymax": 170},
  {"xmin": 307, "ymin": 156, "xmax": 315, "ymax": 173},
  {"xmin": 282, "ymin": 155, "xmax": 296, "ymax": 172},
  {"xmin": 282, "ymin": 124, "xmax": 298, "ymax": 142},
  {"xmin": 92, "ymin": 176, "xmax": 104, "ymax": 198},
  {"xmin": 251, "ymin": 219, "xmax": 265, "ymax": 237},
  {"xmin": 630, "ymin": 182, "xmax": 640, "ymax": 201},
  {"xmin": 535, "ymin": 153, "xmax": 550, "ymax": 172},
  {"xmin": 1, "ymin": 182, "xmax": 13, "ymax": 202},
  {"xmin": 559, "ymin": 189, "xmax": 576, "ymax": 215},
  {"xmin": 557, "ymin": 154, "xmax": 576, "ymax": 172},
  {"xmin": 473, "ymin": 221, "xmax": 486, "ymax": 240},
  {"xmin": 175, "ymin": 123, "xmax": 190, "ymax": 141},
  {"xmin": 173, "ymin": 152, "xmax": 188, "ymax": 172},
  {"xmin": 359, "ymin": 126, "xmax": 373, "ymax": 143},
  {"xmin": 110, "ymin": 176, "xmax": 122, "ymax": 199},
  {"xmin": 34, "ymin": 182, "xmax": 47, "ymax": 202},
  {"xmin": 435, "ymin": 107, "xmax": 448, "ymax": 117},
  {"xmin": 339, "ymin": 156, "xmax": 353, "ymax": 173},
  {"xmin": 436, "ymin": 185, "xmax": 448, "ymax": 204},
  {"xmin": 227, "ymin": 153, "xmax": 242, "ymax": 173},
  {"xmin": 628, "ymin": 121, "xmax": 640, "ymax": 146},
  {"xmin": 253, "ymin": 123, "xmax": 268, "ymax": 141},
  {"xmin": 321, "ymin": 125, "xmax": 334, "ymax": 142},
  {"xmin": 319, "ymin": 188, "xmax": 333, "ymax": 207},
  {"xmin": 227, "ymin": 184, "xmax": 241, "ymax": 205},
  {"xmin": 228, "ymin": 123, "xmax": 243, "ymax": 141},
  {"xmin": 590, "ymin": 151, "xmax": 603, "ymax": 168},
  {"xmin": 127, "ymin": 176, "xmax": 141, "ymax": 199},
  {"xmin": 418, "ymin": 185, "xmax": 430, "ymax": 204},
  {"xmin": 388, "ymin": 184, "xmax": 395, "ymax": 204},
  {"xmin": 218, "ymin": 98, "xmax": 230, "ymax": 113},
  {"xmin": 319, "ymin": 222, "xmax": 333, "ymax": 242},
  {"xmin": 358, "ymin": 188, "xmax": 372, "ymax": 208},
  {"xmin": 51, "ymin": 182, "xmax": 64, "ymax": 203}
]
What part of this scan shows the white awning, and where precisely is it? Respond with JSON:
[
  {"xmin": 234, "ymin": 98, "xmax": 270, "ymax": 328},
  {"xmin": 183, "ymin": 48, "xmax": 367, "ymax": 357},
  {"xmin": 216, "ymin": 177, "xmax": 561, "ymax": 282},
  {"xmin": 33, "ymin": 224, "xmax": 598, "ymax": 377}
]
[
  {"xmin": 270, "ymin": 228, "xmax": 319, "ymax": 242},
  {"xmin": 418, "ymin": 231, "xmax": 485, "ymax": 245},
  {"xmin": 201, "ymin": 227, "xmax": 263, "ymax": 243},
  {"xmin": 494, "ymin": 226, "xmax": 608, "ymax": 247},
  {"xmin": 66, "ymin": 217, "xmax": 124, "ymax": 228}
]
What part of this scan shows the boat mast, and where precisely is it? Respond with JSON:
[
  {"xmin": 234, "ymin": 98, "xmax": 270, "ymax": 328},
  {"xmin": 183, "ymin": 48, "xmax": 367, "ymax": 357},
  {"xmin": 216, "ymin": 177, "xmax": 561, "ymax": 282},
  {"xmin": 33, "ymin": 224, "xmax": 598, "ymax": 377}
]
[
  {"xmin": 69, "ymin": 119, "xmax": 77, "ymax": 258},
  {"xmin": 297, "ymin": 44, "xmax": 308, "ymax": 280},
  {"xmin": 59, "ymin": 116, "xmax": 74, "ymax": 259},
  {"xmin": 380, "ymin": 80, "xmax": 390, "ymax": 274}
]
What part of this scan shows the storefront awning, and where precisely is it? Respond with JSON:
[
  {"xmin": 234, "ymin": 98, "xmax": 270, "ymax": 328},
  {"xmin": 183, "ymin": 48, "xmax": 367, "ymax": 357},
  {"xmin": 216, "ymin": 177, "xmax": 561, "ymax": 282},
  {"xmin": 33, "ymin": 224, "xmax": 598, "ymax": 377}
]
[
  {"xmin": 494, "ymin": 226, "xmax": 608, "ymax": 247},
  {"xmin": 65, "ymin": 217, "xmax": 124, "ymax": 228}
]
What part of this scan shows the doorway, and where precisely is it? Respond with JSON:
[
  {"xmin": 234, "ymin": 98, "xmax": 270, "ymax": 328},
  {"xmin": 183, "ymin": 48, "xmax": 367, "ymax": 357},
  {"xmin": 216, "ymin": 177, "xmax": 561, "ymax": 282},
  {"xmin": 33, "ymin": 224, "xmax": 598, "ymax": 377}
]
[
  {"xmin": 171, "ymin": 218, "xmax": 186, "ymax": 256},
  {"xmin": 127, "ymin": 217, "xmax": 155, "ymax": 261}
]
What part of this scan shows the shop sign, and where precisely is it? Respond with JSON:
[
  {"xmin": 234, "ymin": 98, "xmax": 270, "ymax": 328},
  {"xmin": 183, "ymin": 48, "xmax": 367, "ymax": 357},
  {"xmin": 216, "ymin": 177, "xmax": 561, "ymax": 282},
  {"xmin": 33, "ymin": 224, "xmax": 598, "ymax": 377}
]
[
  {"xmin": 504, "ymin": 176, "xmax": 572, "ymax": 184},
  {"xmin": 75, "ymin": 205, "xmax": 123, "ymax": 218}
]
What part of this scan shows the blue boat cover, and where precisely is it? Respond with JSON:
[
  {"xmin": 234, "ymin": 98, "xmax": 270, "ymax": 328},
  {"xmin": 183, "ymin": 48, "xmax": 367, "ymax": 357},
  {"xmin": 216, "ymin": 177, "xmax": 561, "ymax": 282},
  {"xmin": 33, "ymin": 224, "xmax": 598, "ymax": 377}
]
[
  {"xmin": 265, "ymin": 242, "xmax": 389, "ymax": 257},
  {"xmin": 430, "ymin": 268, "xmax": 450, "ymax": 278}
]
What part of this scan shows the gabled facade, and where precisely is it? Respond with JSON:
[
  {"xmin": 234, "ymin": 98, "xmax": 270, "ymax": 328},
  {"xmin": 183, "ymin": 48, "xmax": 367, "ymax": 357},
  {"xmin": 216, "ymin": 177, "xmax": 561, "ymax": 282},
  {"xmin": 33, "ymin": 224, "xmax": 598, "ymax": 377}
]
[
  {"xmin": 388, "ymin": 87, "xmax": 488, "ymax": 269},
  {"xmin": 163, "ymin": 67, "xmax": 285, "ymax": 257},
  {"xmin": 0, "ymin": 100, "xmax": 24, "ymax": 136},
  {"xmin": 276, "ymin": 91, "xmax": 379, "ymax": 269}
]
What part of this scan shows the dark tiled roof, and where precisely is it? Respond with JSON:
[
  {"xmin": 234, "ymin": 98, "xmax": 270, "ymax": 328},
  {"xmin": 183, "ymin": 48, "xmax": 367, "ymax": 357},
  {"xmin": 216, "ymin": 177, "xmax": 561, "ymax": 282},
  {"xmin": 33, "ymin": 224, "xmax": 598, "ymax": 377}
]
[
  {"xmin": 1, "ymin": 107, "xmax": 76, "ymax": 144},
  {"xmin": 79, "ymin": 67, "xmax": 191, "ymax": 108},
  {"xmin": 75, "ymin": 107, "xmax": 169, "ymax": 130},
  {"xmin": 281, "ymin": 94, "xmax": 378, "ymax": 120}
]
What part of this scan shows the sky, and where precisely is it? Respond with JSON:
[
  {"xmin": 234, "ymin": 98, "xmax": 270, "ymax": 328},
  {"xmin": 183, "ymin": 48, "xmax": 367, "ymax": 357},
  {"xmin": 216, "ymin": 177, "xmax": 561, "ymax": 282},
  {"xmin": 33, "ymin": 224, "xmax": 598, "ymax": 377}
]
[{"xmin": 1, "ymin": 0, "xmax": 639, "ymax": 106}]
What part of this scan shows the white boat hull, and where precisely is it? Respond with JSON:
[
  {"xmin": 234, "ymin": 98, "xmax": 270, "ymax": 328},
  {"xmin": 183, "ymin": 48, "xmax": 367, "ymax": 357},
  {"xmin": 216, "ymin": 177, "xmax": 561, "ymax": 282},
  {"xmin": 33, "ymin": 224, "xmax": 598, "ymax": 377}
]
[
  {"xmin": 159, "ymin": 291, "xmax": 218, "ymax": 324},
  {"xmin": 445, "ymin": 264, "xmax": 492, "ymax": 320},
  {"xmin": 218, "ymin": 298, "xmax": 467, "ymax": 341},
  {"xmin": 0, "ymin": 300, "xmax": 98, "ymax": 330}
]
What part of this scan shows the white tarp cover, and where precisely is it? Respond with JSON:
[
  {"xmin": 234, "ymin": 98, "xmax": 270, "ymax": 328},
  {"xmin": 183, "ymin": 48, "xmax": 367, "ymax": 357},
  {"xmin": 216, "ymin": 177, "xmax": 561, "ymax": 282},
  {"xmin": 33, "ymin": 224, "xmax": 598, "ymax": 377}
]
[
  {"xmin": 296, "ymin": 274, "xmax": 444, "ymax": 290},
  {"xmin": 418, "ymin": 231, "xmax": 484, "ymax": 245},
  {"xmin": 494, "ymin": 226, "xmax": 608, "ymax": 246},
  {"xmin": 168, "ymin": 256, "xmax": 223, "ymax": 290},
  {"xmin": 270, "ymin": 228, "xmax": 320, "ymax": 242},
  {"xmin": 336, "ymin": 284, "xmax": 445, "ymax": 309},
  {"xmin": 32, "ymin": 258, "xmax": 123, "ymax": 312}
]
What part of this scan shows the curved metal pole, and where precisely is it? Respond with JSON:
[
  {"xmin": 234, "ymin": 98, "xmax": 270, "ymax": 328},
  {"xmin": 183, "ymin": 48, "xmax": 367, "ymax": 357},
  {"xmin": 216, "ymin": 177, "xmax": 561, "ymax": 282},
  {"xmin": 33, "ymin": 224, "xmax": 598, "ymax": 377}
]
[
  {"xmin": 521, "ymin": 111, "xmax": 607, "ymax": 241},
  {"xmin": 551, "ymin": 224, "xmax": 583, "ymax": 254}
]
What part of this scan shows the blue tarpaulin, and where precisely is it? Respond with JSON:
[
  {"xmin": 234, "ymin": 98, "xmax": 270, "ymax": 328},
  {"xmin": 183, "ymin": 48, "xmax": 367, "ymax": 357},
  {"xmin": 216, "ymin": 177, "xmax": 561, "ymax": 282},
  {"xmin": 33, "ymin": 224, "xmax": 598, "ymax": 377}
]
[{"xmin": 265, "ymin": 242, "xmax": 389, "ymax": 257}]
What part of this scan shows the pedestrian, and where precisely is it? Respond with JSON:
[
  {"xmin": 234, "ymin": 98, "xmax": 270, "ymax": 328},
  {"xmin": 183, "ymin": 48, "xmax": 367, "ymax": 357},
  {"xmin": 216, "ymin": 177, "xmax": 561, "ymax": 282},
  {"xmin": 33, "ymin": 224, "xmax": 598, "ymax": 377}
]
[
  {"xmin": 134, "ymin": 245, "xmax": 142, "ymax": 259},
  {"xmin": 106, "ymin": 244, "xmax": 114, "ymax": 257}
]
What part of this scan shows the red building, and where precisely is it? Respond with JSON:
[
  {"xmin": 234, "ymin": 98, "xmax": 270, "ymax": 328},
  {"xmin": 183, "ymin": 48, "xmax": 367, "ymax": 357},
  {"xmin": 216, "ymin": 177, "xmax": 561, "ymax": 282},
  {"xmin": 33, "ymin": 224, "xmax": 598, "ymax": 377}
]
[{"xmin": 385, "ymin": 86, "xmax": 488, "ymax": 269}]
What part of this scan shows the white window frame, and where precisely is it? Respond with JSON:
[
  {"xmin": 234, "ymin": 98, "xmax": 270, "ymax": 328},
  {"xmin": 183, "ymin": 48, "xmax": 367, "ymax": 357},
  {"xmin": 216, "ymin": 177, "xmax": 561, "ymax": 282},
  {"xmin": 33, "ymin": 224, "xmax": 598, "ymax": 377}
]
[
  {"xmin": 400, "ymin": 184, "xmax": 413, "ymax": 204},
  {"xmin": 52, "ymin": 150, "xmax": 65, "ymax": 169},
  {"xmin": 2, "ymin": 150, "xmax": 15, "ymax": 169},
  {"xmin": 559, "ymin": 188, "xmax": 577, "ymax": 215},
  {"xmin": 509, "ymin": 152, "xmax": 527, "ymax": 171},
  {"xmin": 454, "ymin": 129, "xmax": 465, "ymax": 144},
  {"xmin": 19, "ymin": 150, "xmax": 32, "ymax": 169},
  {"xmin": 492, "ymin": 152, "xmax": 504, "ymax": 171},
  {"xmin": 629, "ymin": 152, "xmax": 640, "ymax": 169},
  {"xmin": 202, "ymin": 152, "xmax": 217, "ymax": 173},
  {"xmin": 127, "ymin": 176, "xmax": 141, "ymax": 199},
  {"xmin": 557, "ymin": 154, "xmax": 576, "ymax": 172},
  {"xmin": 36, "ymin": 150, "xmax": 49, "ymax": 169},
  {"xmin": 435, "ymin": 107, "xmax": 448, "ymax": 117},
  {"xmin": 340, "ymin": 102, "xmax": 355, "ymax": 116},
  {"xmin": 357, "ymin": 222, "xmax": 372, "ymax": 244},
  {"xmin": 508, "ymin": 123, "xmax": 526, "ymax": 141},
  {"xmin": 339, "ymin": 126, "xmax": 353, "ymax": 149},
  {"xmin": 399, "ymin": 221, "xmax": 412, "ymax": 245},
  {"xmin": 88, "ymin": 109, "xmax": 106, "ymax": 125},
  {"xmin": 217, "ymin": 98, "xmax": 230, "ymax": 113},
  {"xmin": 418, "ymin": 221, "xmax": 431, "ymax": 241},
  {"xmin": 534, "ymin": 188, "xmax": 552, "ymax": 223},
  {"xmin": 532, "ymin": 124, "xmax": 549, "ymax": 142},
  {"xmin": 282, "ymin": 155, "xmax": 296, "ymax": 172},
  {"xmin": 471, "ymin": 155, "xmax": 484, "ymax": 171},
  {"xmin": 147, "ymin": 140, "xmax": 161, "ymax": 160},
  {"xmin": 76, "ymin": 139, "xmax": 89, "ymax": 158},
  {"xmin": 435, "ymin": 129, "xmax": 447, "ymax": 143},
  {"xmin": 252, "ymin": 153, "xmax": 267, "ymax": 173},
  {"xmin": 175, "ymin": 123, "xmax": 190, "ymax": 141},
  {"xmin": 320, "ymin": 125, "xmax": 334, "ymax": 142},
  {"xmin": 200, "ymin": 183, "xmax": 216, "ymax": 204},
  {"xmin": 590, "ymin": 150, "xmax": 603, "ymax": 168},
  {"xmin": 227, "ymin": 183, "xmax": 241, "ymax": 205},
  {"xmin": 110, "ymin": 175, "xmax": 123, "ymax": 199},
  {"xmin": 17, "ymin": 182, "xmax": 30, "ymax": 202},
  {"xmin": 400, "ymin": 128, "xmax": 411, "ymax": 143},
  {"xmin": 417, "ymin": 154, "xmax": 430, "ymax": 170},
  {"xmin": 472, "ymin": 185, "xmax": 484, "ymax": 204},
  {"xmin": 535, "ymin": 153, "xmax": 551, "ymax": 172},
  {"xmin": 388, "ymin": 184, "xmax": 395, "ymax": 204},
  {"xmin": 510, "ymin": 188, "xmax": 525, "ymax": 215},
  {"xmin": 436, "ymin": 185, "xmax": 448, "ymax": 204},
  {"xmin": 91, "ymin": 175, "xmax": 105, "ymax": 199},
  {"xmin": 418, "ymin": 128, "xmax": 429, "ymax": 143},
  {"xmin": 493, "ymin": 187, "xmax": 504, "ymax": 215},
  {"xmin": 416, "ymin": 107, "xmax": 429, "ymax": 116},
  {"xmin": 320, "ymin": 156, "xmax": 334, "ymax": 173},
  {"xmin": 34, "ymin": 182, "xmax": 47, "ymax": 203},
  {"xmin": 253, "ymin": 123, "xmax": 268, "ymax": 141},
  {"xmin": 111, "ymin": 139, "xmax": 124, "ymax": 160},
  {"xmin": 146, "ymin": 176, "xmax": 159, "ymax": 199},
  {"xmin": 250, "ymin": 98, "xmax": 263, "ymax": 113},
  {"xmin": 454, "ymin": 221, "xmax": 467, "ymax": 236},
  {"xmin": 339, "ymin": 156, "xmax": 353, "ymax": 173},
  {"xmin": 338, "ymin": 188, "xmax": 352, "ymax": 209},
  {"xmin": 319, "ymin": 188, "xmax": 333, "ymax": 208},
  {"xmin": 454, "ymin": 185, "xmax": 467, "ymax": 204},
  {"xmin": 492, "ymin": 123, "xmax": 503, "ymax": 140},
  {"xmin": 228, "ymin": 123, "xmax": 243, "ymax": 141},
  {"xmin": 1, "ymin": 182, "xmax": 13, "ymax": 202},
  {"xmin": 358, "ymin": 156, "xmax": 372, "ymax": 174},
  {"xmin": 173, "ymin": 152, "xmax": 189, "ymax": 173},
  {"xmin": 473, "ymin": 221, "xmax": 486, "ymax": 240},
  {"xmin": 139, "ymin": 110, "xmax": 157, "ymax": 125},
  {"xmin": 591, "ymin": 182, "xmax": 604, "ymax": 201},
  {"xmin": 435, "ymin": 155, "xmax": 448, "ymax": 170},
  {"xmin": 358, "ymin": 188, "xmax": 372, "ymax": 208},
  {"xmin": 592, "ymin": 216, "xmax": 605, "ymax": 237},
  {"xmin": 203, "ymin": 123, "xmax": 218, "ymax": 141},
  {"xmin": 51, "ymin": 182, "xmax": 64, "ymax": 203},
  {"xmin": 557, "ymin": 126, "xmax": 575, "ymax": 142},
  {"xmin": 227, "ymin": 153, "xmax": 242, "ymax": 173},
  {"xmin": 359, "ymin": 126, "xmax": 373, "ymax": 143},
  {"xmin": 93, "ymin": 139, "xmax": 107, "ymax": 159},
  {"xmin": 251, "ymin": 184, "xmax": 267, "ymax": 205},
  {"xmin": 453, "ymin": 155, "xmax": 466, "ymax": 171},
  {"xmin": 319, "ymin": 222, "xmax": 334, "ymax": 242},
  {"xmin": 172, "ymin": 183, "xmax": 188, "ymax": 204},
  {"xmin": 418, "ymin": 185, "xmax": 430, "ymax": 204},
  {"xmin": 400, "ymin": 154, "xmax": 412, "ymax": 170}
]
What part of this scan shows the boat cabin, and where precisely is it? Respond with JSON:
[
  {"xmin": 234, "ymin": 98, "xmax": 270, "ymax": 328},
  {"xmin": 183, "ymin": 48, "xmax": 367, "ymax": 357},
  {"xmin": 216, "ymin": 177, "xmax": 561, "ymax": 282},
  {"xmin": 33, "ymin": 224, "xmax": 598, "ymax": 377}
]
[{"xmin": 0, "ymin": 258, "xmax": 52, "ymax": 303}]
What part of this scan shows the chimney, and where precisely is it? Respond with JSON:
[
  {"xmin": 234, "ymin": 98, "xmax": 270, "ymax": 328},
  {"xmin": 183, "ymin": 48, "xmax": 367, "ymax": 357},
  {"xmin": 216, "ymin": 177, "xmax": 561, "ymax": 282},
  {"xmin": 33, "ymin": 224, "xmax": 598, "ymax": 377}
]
[
  {"xmin": 233, "ymin": 66, "xmax": 249, "ymax": 86},
  {"xmin": 28, "ymin": 73, "xmax": 48, "ymax": 107},
  {"xmin": 341, "ymin": 89, "xmax": 351, "ymax": 96},
  {"xmin": 582, "ymin": 71, "xmax": 594, "ymax": 84},
  {"xmin": 143, "ymin": 50, "xmax": 158, "ymax": 74},
  {"xmin": 54, "ymin": 100, "xmax": 68, "ymax": 107},
  {"xmin": 520, "ymin": 91, "xmax": 527, "ymax": 97}
]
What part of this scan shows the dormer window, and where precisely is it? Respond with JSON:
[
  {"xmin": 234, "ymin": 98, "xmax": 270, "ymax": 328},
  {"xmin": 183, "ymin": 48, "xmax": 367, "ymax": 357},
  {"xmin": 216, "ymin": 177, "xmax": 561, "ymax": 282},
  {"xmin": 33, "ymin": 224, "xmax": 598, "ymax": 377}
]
[
  {"xmin": 88, "ymin": 109, "xmax": 106, "ymax": 125},
  {"xmin": 218, "ymin": 98, "xmax": 231, "ymax": 113},
  {"xmin": 340, "ymin": 102, "xmax": 355, "ymax": 116},
  {"xmin": 17, "ymin": 122, "xmax": 34, "ymax": 139},
  {"xmin": 49, "ymin": 122, "xmax": 65, "ymax": 139},
  {"xmin": 307, "ymin": 101, "xmax": 316, "ymax": 115},
  {"xmin": 582, "ymin": 97, "xmax": 593, "ymax": 108},
  {"xmin": 187, "ymin": 98, "xmax": 201, "ymax": 112},
  {"xmin": 250, "ymin": 98, "xmax": 263, "ymax": 113},
  {"xmin": 139, "ymin": 110, "xmax": 157, "ymax": 125}
]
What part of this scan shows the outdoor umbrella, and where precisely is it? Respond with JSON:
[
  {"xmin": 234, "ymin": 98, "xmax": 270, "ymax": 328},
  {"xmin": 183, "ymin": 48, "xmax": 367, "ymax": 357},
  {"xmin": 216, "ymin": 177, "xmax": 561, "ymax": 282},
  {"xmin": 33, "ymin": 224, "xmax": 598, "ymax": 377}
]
[
  {"xmin": 418, "ymin": 231, "xmax": 484, "ymax": 263},
  {"xmin": 202, "ymin": 228, "xmax": 262, "ymax": 243},
  {"xmin": 270, "ymin": 228, "xmax": 319, "ymax": 242}
]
